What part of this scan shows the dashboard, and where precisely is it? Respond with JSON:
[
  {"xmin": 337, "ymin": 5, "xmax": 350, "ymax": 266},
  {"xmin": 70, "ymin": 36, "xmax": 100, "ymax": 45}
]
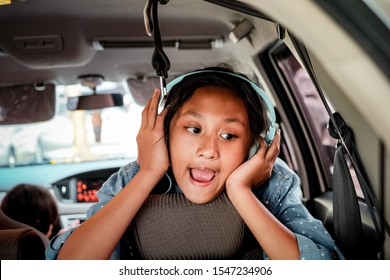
[{"xmin": 52, "ymin": 167, "xmax": 123, "ymax": 227}]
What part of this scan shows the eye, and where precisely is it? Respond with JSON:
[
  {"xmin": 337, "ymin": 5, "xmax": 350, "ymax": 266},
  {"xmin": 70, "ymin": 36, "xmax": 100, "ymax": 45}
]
[
  {"xmin": 186, "ymin": 127, "xmax": 201, "ymax": 134},
  {"xmin": 220, "ymin": 133, "xmax": 236, "ymax": 140}
]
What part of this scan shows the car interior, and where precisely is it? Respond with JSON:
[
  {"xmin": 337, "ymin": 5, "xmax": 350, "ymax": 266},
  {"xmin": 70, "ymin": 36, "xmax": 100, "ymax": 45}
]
[{"xmin": 0, "ymin": 0, "xmax": 389, "ymax": 260}]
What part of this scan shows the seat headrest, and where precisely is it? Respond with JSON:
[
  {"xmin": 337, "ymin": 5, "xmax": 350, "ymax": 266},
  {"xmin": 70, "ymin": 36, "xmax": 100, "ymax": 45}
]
[{"xmin": 0, "ymin": 228, "xmax": 46, "ymax": 259}]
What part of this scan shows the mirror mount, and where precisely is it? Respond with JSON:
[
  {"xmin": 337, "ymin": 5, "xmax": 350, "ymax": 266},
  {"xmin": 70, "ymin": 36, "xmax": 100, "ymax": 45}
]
[{"xmin": 78, "ymin": 74, "xmax": 104, "ymax": 90}]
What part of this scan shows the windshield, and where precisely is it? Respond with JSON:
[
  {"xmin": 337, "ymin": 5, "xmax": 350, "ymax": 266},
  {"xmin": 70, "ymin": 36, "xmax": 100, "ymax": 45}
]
[{"xmin": 0, "ymin": 82, "xmax": 142, "ymax": 167}]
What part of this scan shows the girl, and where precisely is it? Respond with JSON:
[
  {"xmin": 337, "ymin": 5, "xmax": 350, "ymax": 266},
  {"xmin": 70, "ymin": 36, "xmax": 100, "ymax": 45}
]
[{"xmin": 48, "ymin": 66, "xmax": 342, "ymax": 260}]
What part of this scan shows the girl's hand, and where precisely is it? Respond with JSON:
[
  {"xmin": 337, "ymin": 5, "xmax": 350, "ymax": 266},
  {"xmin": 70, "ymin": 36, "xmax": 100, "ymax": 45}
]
[
  {"xmin": 226, "ymin": 129, "xmax": 280, "ymax": 192},
  {"xmin": 136, "ymin": 88, "xmax": 170, "ymax": 176}
]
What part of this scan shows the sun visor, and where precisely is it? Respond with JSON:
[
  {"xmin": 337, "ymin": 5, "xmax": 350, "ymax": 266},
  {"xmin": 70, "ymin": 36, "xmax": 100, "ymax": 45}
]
[
  {"xmin": 0, "ymin": 84, "xmax": 56, "ymax": 125},
  {"xmin": 127, "ymin": 76, "xmax": 161, "ymax": 106}
]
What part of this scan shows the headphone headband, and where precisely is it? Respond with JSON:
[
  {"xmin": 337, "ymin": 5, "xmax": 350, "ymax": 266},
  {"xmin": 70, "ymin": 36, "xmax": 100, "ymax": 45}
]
[{"xmin": 166, "ymin": 70, "xmax": 276, "ymax": 145}]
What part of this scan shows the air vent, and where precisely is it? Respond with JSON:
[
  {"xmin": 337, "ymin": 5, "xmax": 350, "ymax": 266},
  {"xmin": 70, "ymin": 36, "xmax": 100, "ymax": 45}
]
[
  {"xmin": 92, "ymin": 37, "xmax": 224, "ymax": 50},
  {"xmin": 13, "ymin": 35, "xmax": 63, "ymax": 53},
  {"xmin": 53, "ymin": 180, "xmax": 71, "ymax": 202}
]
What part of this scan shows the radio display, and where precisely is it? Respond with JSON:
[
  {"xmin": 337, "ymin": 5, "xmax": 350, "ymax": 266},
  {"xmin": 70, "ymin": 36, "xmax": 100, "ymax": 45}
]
[{"xmin": 76, "ymin": 179, "xmax": 104, "ymax": 202}]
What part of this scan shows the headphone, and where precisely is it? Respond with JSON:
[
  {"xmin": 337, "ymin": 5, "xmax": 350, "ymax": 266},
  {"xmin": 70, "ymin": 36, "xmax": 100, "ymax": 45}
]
[{"xmin": 166, "ymin": 70, "xmax": 277, "ymax": 146}]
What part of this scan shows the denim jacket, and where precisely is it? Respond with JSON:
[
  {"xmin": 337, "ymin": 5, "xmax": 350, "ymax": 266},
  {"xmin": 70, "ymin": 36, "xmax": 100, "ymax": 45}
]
[{"xmin": 46, "ymin": 158, "xmax": 343, "ymax": 260}]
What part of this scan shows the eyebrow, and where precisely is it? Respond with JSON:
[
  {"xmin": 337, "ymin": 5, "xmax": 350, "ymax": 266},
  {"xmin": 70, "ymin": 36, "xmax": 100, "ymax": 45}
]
[{"xmin": 182, "ymin": 111, "xmax": 247, "ymax": 127}]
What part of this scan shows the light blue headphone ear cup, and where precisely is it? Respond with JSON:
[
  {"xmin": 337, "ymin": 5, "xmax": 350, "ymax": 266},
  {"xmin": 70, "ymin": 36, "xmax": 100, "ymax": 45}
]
[
  {"xmin": 248, "ymin": 142, "xmax": 260, "ymax": 159},
  {"xmin": 167, "ymin": 70, "xmax": 277, "ymax": 145},
  {"xmin": 264, "ymin": 126, "xmax": 276, "ymax": 145}
]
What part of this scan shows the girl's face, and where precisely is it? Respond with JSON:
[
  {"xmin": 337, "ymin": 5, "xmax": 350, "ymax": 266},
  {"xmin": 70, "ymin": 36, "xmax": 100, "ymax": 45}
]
[{"xmin": 169, "ymin": 86, "xmax": 252, "ymax": 204}]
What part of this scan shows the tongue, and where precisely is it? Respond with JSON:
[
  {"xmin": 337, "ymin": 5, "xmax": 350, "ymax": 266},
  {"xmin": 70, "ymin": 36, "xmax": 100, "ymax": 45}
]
[{"xmin": 191, "ymin": 168, "xmax": 215, "ymax": 182}]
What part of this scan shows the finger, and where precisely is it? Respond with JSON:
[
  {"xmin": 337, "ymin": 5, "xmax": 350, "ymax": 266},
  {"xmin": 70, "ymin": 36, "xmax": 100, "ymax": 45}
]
[
  {"xmin": 155, "ymin": 104, "xmax": 170, "ymax": 132},
  {"xmin": 140, "ymin": 97, "xmax": 153, "ymax": 130},
  {"xmin": 265, "ymin": 129, "xmax": 281, "ymax": 162},
  {"xmin": 254, "ymin": 137, "xmax": 268, "ymax": 159},
  {"xmin": 147, "ymin": 88, "xmax": 161, "ymax": 128}
]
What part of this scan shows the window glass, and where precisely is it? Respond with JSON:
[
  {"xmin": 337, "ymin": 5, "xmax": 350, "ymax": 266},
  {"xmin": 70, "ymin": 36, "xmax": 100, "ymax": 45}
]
[
  {"xmin": 276, "ymin": 54, "xmax": 337, "ymax": 176},
  {"xmin": 274, "ymin": 52, "xmax": 364, "ymax": 198}
]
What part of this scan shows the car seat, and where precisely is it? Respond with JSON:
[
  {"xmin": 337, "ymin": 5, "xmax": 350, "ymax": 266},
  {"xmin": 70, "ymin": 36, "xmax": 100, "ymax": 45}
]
[
  {"xmin": 0, "ymin": 209, "xmax": 48, "ymax": 260},
  {"xmin": 0, "ymin": 228, "xmax": 47, "ymax": 260}
]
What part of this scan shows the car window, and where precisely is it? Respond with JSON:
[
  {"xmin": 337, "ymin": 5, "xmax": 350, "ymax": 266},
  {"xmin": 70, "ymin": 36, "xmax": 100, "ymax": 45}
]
[
  {"xmin": 273, "ymin": 51, "xmax": 366, "ymax": 198},
  {"xmin": 277, "ymin": 56, "xmax": 337, "ymax": 168}
]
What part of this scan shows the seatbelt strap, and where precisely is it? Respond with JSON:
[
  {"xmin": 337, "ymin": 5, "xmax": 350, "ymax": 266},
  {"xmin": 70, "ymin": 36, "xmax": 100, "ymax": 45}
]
[
  {"xmin": 333, "ymin": 140, "xmax": 364, "ymax": 259},
  {"xmin": 349, "ymin": 138, "xmax": 390, "ymax": 236},
  {"xmin": 329, "ymin": 113, "xmax": 390, "ymax": 239}
]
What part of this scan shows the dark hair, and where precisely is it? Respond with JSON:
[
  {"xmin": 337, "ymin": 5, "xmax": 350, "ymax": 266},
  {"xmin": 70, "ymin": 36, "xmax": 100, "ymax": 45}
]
[
  {"xmin": 163, "ymin": 65, "xmax": 269, "ymax": 147},
  {"xmin": 1, "ymin": 184, "xmax": 59, "ymax": 236}
]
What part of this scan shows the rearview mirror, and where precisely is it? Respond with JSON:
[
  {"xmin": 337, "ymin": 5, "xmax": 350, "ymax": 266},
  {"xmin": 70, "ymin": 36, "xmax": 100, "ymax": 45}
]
[
  {"xmin": 0, "ymin": 84, "xmax": 56, "ymax": 125},
  {"xmin": 67, "ymin": 93, "xmax": 124, "ymax": 111}
]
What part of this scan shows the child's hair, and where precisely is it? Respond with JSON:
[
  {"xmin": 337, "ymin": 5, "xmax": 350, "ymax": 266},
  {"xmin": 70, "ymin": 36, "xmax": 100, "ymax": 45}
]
[
  {"xmin": 1, "ymin": 183, "xmax": 59, "ymax": 236},
  {"xmin": 163, "ymin": 65, "xmax": 269, "ymax": 147}
]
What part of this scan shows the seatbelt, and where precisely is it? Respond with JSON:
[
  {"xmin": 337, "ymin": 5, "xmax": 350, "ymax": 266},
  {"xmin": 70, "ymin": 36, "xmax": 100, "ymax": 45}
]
[
  {"xmin": 330, "ymin": 113, "xmax": 390, "ymax": 258},
  {"xmin": 331, "ymin": 115, "xmax": 364, "ymax": 259},
  {"xmin": 289, "ymin": 36, "xmax": 390, "ymax": 258}
]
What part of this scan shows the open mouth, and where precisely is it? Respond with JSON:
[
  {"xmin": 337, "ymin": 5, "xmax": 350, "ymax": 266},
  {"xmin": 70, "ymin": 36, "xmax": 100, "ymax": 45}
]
[{"xmin": 189, "ymin": 168, "xmax": 217, "ymax": 185}]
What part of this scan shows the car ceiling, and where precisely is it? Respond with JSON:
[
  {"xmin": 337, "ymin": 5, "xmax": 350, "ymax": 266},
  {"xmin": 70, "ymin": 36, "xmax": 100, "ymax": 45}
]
[
  {"xmin": 1, "ymin": 0, "xmax": 389, "ymax": 147},
  {"xmin": 0, "ymin": 0, "xmax": 277, "ymax": 86}
]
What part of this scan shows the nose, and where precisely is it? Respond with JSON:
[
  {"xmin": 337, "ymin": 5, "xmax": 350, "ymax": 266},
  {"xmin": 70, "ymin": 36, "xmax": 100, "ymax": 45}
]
[{"xmin": 197, "ymin": 134, "xmax": 219, "ymax": 159}]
